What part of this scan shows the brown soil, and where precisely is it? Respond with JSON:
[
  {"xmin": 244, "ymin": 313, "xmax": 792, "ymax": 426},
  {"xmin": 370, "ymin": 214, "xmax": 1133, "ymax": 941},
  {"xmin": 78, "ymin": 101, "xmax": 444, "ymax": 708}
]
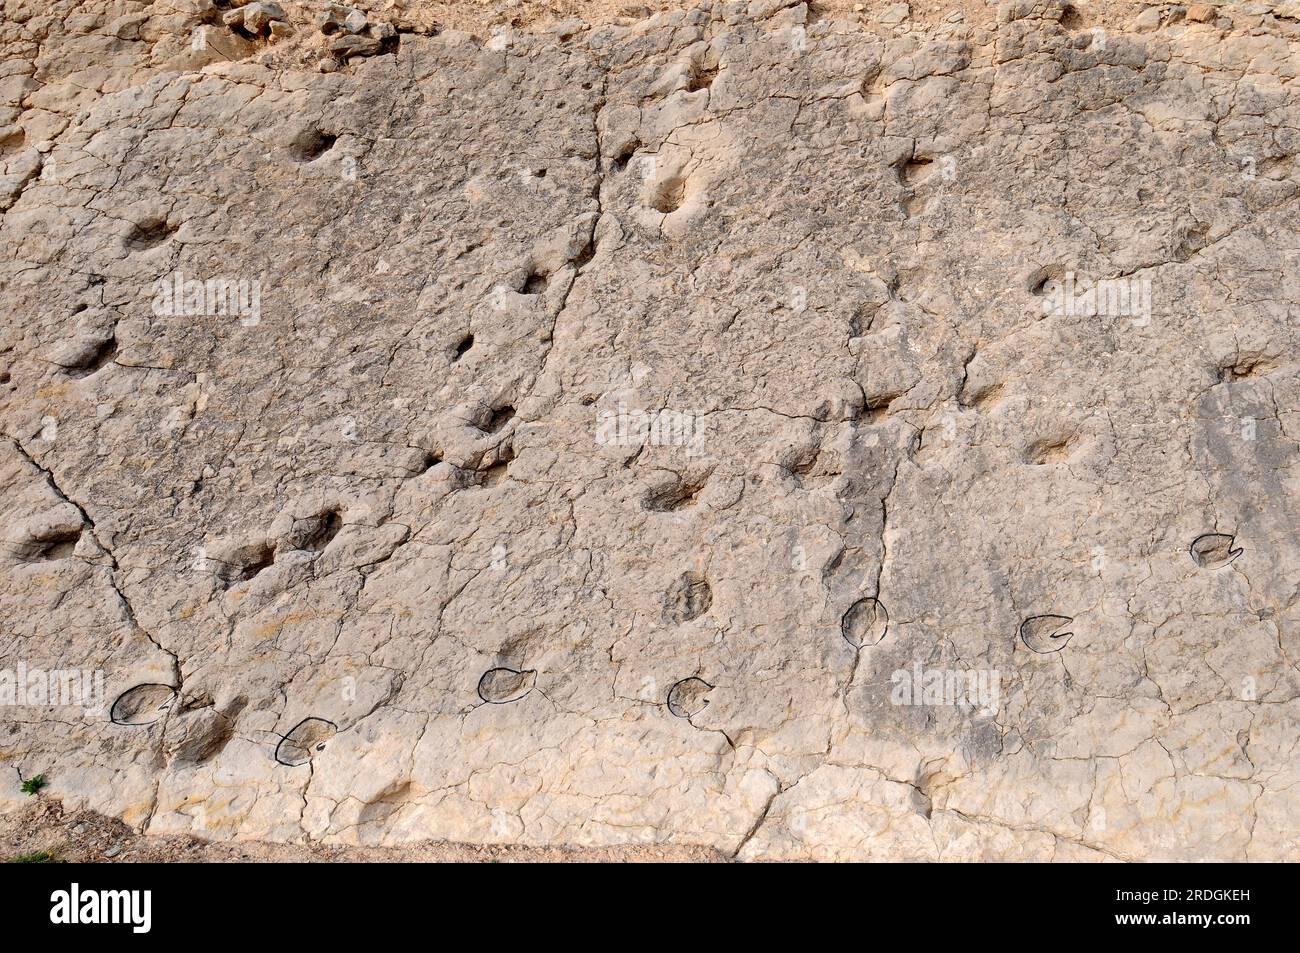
[{"xmin": 1, "ymin": 798, "xmax": 726, "ymax": 862}]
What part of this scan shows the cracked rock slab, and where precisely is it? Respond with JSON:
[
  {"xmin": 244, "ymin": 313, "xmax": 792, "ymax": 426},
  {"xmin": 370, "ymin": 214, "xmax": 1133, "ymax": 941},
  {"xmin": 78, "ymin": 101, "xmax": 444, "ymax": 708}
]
[{"xmin": 1, "ymin": 0, "xmax": 1299, "ymax": 861}]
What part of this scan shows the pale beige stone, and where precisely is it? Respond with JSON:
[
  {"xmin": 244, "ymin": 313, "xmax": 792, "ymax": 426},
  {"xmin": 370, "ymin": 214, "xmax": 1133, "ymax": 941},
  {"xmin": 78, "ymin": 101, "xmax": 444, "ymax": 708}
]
[{"xmin": 0, "ymin": 0, "xmax": 1297, "ymax": 863}]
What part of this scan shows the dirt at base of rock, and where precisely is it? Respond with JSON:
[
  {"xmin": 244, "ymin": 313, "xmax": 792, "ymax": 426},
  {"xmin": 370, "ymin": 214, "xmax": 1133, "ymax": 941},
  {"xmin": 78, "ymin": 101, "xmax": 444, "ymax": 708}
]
[{"xmin": 1, "ymin": 799, "xmax": 725, "ymax": 863}]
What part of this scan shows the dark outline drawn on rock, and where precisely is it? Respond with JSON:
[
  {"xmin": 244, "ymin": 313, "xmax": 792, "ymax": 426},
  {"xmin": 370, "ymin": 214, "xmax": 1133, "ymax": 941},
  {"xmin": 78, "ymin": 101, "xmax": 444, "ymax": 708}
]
[
  {"xmin": 109, "ymin": 683, "xmax": 178, "ymax": 726},
  {"xmin": 476, "ymin": 667, "xmax": 536, "ymax": 705},
  {"xmin": 273, "ymin": 717, "xmax": 339, "ymax": 767},
  {"xmin": 1189, "ymin": 532, "xmax": 1243, "ymax": 569},
  {"xmin": 1019, "ymin": 614, "xmax": 1075, "ymax": 654},
  {"xmin": 666, "ymin": 676, "xmax": 713, "ymax": 720},
  {"xmin": 841, "ymin": 596, "xmax": 888, "ymax": 650}
]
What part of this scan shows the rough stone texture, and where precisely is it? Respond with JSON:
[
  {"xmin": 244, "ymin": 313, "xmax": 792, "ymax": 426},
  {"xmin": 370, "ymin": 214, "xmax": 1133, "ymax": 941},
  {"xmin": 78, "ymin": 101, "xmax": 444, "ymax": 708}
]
[{"xmin": 1, "ymin": 0, "xmax": 1298, "ymax": 862}]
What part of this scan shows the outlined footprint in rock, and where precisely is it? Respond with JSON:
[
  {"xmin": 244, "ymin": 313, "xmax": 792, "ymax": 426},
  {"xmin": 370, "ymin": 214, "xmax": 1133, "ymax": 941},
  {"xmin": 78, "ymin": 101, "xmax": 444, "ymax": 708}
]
[
  {"xmin": 841, "ymin": 597, "xmax": 888, "ymax": 649},
  {"xmin": 666, "ymin": 677, "xmax": 712, "ymax": 719},
  {"xmin": 274, "ymin": 717, "xmax": 337, "ymax": 766},
  {"xmin": 110, "ymin": 683, "xmax": 178, "ymax": 726},
  {"xmin": 1190, "ymin": 533, "xmax": 1242, "ymax": 570},
  {"xmin": 1019, "ymin": 614, "xmax": 1074, "ymax": 654},
  {"xmin": 477, "ymin": 667, "xmax": 536, "ymax": 704}
]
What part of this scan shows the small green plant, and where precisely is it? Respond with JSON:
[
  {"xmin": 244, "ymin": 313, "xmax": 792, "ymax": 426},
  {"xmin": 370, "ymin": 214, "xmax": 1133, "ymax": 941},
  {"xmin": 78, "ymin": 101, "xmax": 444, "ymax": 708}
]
[
  {"xmin": 6, "ymin": 851, "xmax": 61, "ymax": 864},
  {"xmin": 20, "ymin": 774, "xmax": 47, "ymax": 796}
]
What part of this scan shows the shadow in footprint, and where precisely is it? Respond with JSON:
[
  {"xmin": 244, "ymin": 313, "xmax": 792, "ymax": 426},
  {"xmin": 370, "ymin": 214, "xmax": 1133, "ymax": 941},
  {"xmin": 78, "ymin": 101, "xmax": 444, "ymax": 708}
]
[
  {"xmin": 1019, "ymin": 614, "xmax": 1074, "ymax": 654},
  {"xmin": 842, "ymin": 597, "xmax": 888, "ymax": 649},
  {"xmin": 274, "ymin": 717, "xmax": 337, "ymax": 766},
  {"xmin": 1190, "ymin": 533, "xmax": 1242, "ymax": 569},
  {"xmin": 123, "ymin": 219, "xmax": 176, "ymax": 252},
  {"xmin": 477, "ymin": 667, "xmax": 536, "ymax": 704},
  {"xmin": 666, "ymin": 677, "xmax": 712, "ymax": 719},
  {"xmin": 110, "ymin": 684, "xmax": 178, "ymax": 726}
]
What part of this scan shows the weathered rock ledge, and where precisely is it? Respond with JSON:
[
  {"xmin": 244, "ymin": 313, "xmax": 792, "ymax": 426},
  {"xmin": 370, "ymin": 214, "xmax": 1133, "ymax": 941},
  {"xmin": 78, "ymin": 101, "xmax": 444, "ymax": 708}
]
[{"xmin": 1, "ymin": 0, "xmax": 1298, "ymax": 860}]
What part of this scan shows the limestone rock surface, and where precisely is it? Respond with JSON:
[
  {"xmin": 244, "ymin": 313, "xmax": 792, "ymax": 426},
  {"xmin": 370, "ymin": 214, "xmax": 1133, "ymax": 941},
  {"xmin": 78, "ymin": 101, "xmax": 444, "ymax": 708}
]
[{"xmin": 1, "ymin": 0, "xmax": 1299, "ymax": 861}]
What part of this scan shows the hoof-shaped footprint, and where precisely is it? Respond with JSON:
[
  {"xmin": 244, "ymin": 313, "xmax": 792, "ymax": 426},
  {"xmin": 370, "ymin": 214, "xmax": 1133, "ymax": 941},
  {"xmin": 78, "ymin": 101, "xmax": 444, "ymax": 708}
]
[
  {"xmin": 110, "ymin": 684, "xmax": 177, "ymax": 726},
  {"xmin": 477, "ymin": 667, "xmax": 536, "ymax": 704},
  {"xmin": 666, "ymin": 677, "xmax": 712, "ymax": 718},
  {"xmin": 1190, "ymin": 533, "xmax": 1242, "ymax": 570},
  {"xmin": 274, "ymin": 717, "xmax": 337, "ymax": 766},
  {"xmin": 841, "ymin": 597, "xmax": 888, "ymax": 649},
  {"xmin": 1020, "ymin": 614, "xmax": 1074, "ymax": 654},
  {"xmin": 665, "ymin": 572, "xmax": 712, "ymax": 623}
]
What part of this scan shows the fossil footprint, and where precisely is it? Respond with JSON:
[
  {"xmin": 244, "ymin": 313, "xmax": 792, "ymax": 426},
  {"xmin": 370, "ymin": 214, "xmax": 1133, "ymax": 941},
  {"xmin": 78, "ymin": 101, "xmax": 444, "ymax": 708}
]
[
  {"xmin": 110, "ymin": 683, "xmax": 177, "ymax": 726},
  {"xmin": 665, "ymin": 571, "xmax": 712, "ymax": 623},
  {"xmin": 477, "ymin": 667, "xmax": 536, "ymax": 704},
  {"xmin": 1190, "ymin": 533, "xmax": 1242, "ymax": 570},
  {"xmin": 1020, "ymin": 614, "xmax": 1074, "ymax": 654},
  {"xmin": 666, "ymin": 677, "xmax": 712, "ymax": 718},
  {"xmin": 841, "ymin": 597, "xmax": 888, "ymax": 649},
  {"xmin": 274, "ymin": 717, "xmax": 337, "ymax": 766}
]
